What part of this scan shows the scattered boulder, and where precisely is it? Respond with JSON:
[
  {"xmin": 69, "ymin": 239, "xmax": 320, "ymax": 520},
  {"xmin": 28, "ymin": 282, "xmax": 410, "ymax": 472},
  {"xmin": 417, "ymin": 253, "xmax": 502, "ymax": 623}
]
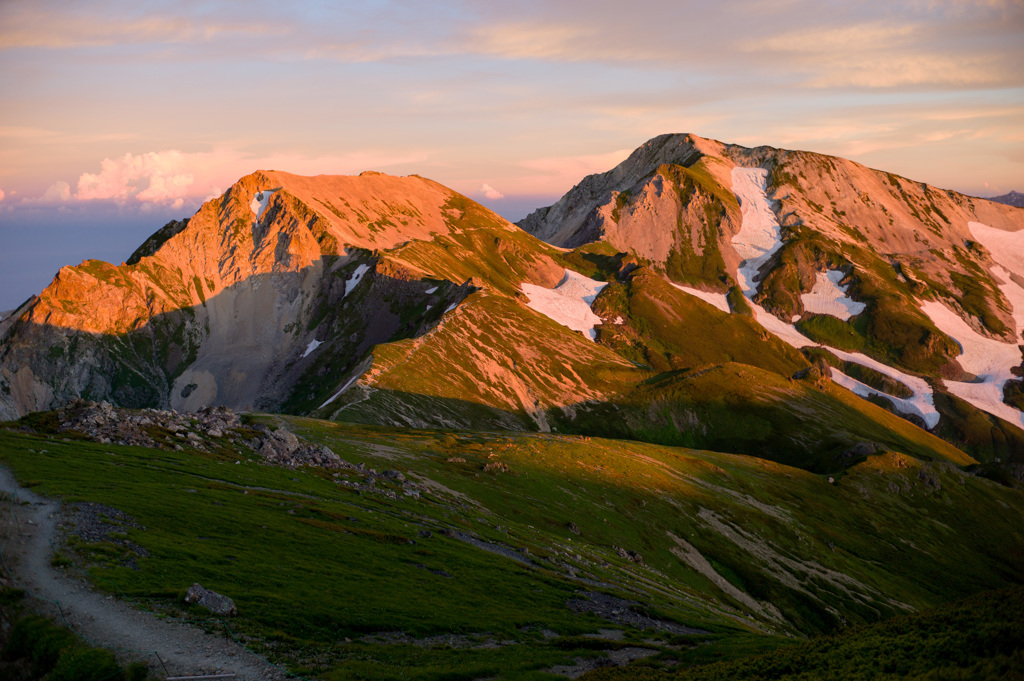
[
  {"xmin": 381, "ymin": 470, "xmax": 406, "ymax": 483},
  {"xmin": 483, "ymin": 461, "xmax": 509, "ymax": 473},
  {"xmin": 614, "ymin": 546, "xmax": 644, "ymax": 564},
  {"xmin": 567, "ymin": 521, "xmax": 581, "ymax": 535},
  {"xmin": 184, "ymin": 583, "xmax": 237, "ymax": 616},
  {"xmin": 918, "ymin": 466, "xmax": 941, "ymax": 490}
]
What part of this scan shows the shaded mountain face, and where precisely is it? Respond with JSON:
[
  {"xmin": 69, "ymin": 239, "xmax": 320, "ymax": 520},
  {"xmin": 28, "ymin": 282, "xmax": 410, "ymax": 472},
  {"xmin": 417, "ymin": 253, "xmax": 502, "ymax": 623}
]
[{"xmin": 2, "ymin": 136, "xmax": 1024, "ymax": 473}]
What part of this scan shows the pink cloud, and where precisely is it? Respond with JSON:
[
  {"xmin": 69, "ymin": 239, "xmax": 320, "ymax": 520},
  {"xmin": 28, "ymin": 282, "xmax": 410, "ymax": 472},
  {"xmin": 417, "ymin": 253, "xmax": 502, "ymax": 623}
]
[
  {"xmin": 71, "ymin": 147, "xmax": 429, "ymax": 205},
  {"xmin": 479, "ymin": 183, "xmax": 504, "ymax": 199},
  {"xmin": 76, "ymin": 150, "xmax": 194, "ymax": 202},
  {"xmin": 41, "ymin": 181, "xmax": 71, "ymax": 202}
]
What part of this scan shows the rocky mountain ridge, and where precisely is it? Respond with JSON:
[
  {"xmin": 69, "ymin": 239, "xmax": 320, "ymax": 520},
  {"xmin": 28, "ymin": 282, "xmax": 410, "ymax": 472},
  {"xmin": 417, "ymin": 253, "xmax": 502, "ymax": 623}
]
[
  {"xmin": 3, "ymin": 134, "xmax": 1024, "ymax": 469},
  {"xmin": 990, "ymin": 190, "xmax": 1024, "ymax": 208}
]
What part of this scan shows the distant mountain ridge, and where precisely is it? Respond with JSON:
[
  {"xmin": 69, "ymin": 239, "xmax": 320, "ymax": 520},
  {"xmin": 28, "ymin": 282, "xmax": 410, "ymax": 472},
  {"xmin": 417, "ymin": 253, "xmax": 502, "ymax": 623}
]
[
  {"xmin": 2, "ymin": 133, "xmax": 1024, "ymax": 468},
  {"xmin": 989, "ymin": 190, "xmax": 1024, "ymax": 208}
]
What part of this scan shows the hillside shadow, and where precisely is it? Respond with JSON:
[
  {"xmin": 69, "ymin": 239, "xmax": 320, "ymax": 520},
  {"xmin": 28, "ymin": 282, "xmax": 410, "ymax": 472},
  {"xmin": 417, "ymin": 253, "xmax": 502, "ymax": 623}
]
[{"xmin": 0, "ymin": 254, "xmax": 475, "ymax": 419}]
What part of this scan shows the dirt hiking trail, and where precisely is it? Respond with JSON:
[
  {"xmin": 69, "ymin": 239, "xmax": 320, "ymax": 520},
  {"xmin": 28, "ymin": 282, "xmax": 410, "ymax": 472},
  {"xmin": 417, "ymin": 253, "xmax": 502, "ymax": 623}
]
[{"xmin": 0, "ymin": 466, "xmax": 288, "ymax": 680}]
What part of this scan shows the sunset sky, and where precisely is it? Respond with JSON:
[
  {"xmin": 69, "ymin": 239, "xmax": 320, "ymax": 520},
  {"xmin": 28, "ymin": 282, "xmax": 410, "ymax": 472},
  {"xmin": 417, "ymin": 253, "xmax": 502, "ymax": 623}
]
[{"xmin": 1, "ymin": 0, "xmax": 1022, "ymax": 310}]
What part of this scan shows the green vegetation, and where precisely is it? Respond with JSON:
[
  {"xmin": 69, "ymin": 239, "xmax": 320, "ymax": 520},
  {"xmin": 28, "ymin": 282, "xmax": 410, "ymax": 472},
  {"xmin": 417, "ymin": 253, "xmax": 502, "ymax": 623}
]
[
  {"xmin": 552, "ymin": 362, "xmax": 971, "ymax": 472},
  {"xmin": 592, "ymin": 269, "xmax": 806, "ymax": 378},
  {"xmin": 796, "ymin": 314, "xmax": 865, "ymax": 352},
  {"xmin": 584, "ymin": 586, "xmax": 1024, "ymax": 680},
  {"xmin": 611, "ymin": 189, "xmax": 632, "ymax": 222},
  {"xmin": 1, "ymin": 594, "xmax": 150, "ymax": 681},
  {"xmin": 1, "ymin": 414, "xmax": 1021, "ymax": 678},
  {"xmin": 658, "ymin": 162, "xmax": 736, "ymax": 289},
  {"xmin": 950, "ymin": 272, "xmax": 1009, "ymax": 337},
  {"xmin": 932, "ymin": 390, "xmax": 1024, "ymax": 464}
]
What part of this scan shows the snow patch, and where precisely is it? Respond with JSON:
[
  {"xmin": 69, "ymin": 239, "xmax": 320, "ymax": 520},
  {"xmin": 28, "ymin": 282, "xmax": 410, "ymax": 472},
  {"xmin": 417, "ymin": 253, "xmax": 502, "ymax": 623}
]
[
  {"xmin": 343, "ymin": 264, "xmax": 370, "ymax": 298},
  {"xmin": 920, "ymin": 300, "xmax": 1024, "ymax": 429},
  {"xmin": 800, "ymin": 270, "xmax": 866, "ymax": 321},
  {"xmin": 968, "ymin": 221, "xmax": 1024, "ymax": 280},
  {"xmin": 828, "ymin": 368, "xmax": 936, "ymax": 427},
  {"xmin": 250, "ymin": 189, "xmax": 277, "ymax": 222},
  {"xmin": 731, "ymin": 168, "xmax": 784, "ymax": 296},
  {"xmin": 522, "ymin": 269, "xmax": 608, "ymax": 341},
  {"xmin": 425, "ymin": 286, "xmax": 438, "ymax": 294},
  {"xmin": 302, "ymin": 339, "xmax": 323, "ymax": 358},
  {"xmin": 320, "ymin": 372, "xmax": 363, "ymax": 409},
  {"xmin": 729, "ymin": 168, "xmax": 938, "ymax": 428},
  {"xmin": 613, "ymin": 316, "xmax": 625, "ymax": 325},
  {"xmin": 827, "ymin": 347, "xmax": 939, "ymax": 429},
  {"xmin": 669, "ymin": 283, "xmax": 730, "ymax": 314}
]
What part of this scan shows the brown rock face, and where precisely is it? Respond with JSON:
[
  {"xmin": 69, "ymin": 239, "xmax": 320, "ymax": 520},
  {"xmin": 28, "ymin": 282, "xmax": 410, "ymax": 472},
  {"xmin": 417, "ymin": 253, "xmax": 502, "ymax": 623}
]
[{"xmin": 0, "ymin": 171, "xmax": 522, "ymax": 419}]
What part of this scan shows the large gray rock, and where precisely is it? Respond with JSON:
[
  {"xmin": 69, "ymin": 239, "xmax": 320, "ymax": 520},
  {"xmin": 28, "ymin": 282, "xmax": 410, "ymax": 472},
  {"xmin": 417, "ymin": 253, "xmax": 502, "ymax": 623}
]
[{"xmin": 184, "ymin": 583, "xmax": 237, "ymax": 616}]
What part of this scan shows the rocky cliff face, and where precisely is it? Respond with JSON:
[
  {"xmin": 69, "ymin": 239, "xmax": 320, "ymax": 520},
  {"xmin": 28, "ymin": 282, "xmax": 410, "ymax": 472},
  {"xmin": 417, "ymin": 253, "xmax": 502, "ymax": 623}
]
[{"xmin": 0, "ymin": 171, "xmax": 524, "ymax": 420}]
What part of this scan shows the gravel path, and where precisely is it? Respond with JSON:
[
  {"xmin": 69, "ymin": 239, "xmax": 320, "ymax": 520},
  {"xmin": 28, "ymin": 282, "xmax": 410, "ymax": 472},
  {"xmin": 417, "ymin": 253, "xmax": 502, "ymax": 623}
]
[{"xmin": 0, "ymin": 466, "xmax": 288, "ymax": 681}]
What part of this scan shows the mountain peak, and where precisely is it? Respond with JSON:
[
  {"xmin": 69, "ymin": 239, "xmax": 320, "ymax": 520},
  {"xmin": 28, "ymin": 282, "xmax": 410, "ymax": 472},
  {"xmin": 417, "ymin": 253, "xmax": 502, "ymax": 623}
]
[{"xmin": 989, "ymin": 190, "xmax": 1024, "ymax": 208}]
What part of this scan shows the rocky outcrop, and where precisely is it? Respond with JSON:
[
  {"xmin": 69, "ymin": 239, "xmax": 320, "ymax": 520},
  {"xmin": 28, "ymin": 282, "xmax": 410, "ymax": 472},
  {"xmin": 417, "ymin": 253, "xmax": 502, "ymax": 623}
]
[
  {"xmin": 52, "ymin": 400, "xmax": 240, "ymax": 450},
  {"xmin": 245, "ymin": 423, "xmax": 342, "ymax": 468},
  {"xmin": 184, "ymin": 583, "xmax": 237, "ymax": 616}
]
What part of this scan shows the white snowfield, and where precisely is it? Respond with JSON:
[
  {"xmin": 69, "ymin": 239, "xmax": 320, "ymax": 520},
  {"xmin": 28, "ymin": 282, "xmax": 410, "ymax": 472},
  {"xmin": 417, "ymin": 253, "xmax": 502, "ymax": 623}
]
[
  {"xmin": 921, "ymin": 221, "xmax": 1024, "ymax": 428},
  {"xmin": 921, "ymin": 300, "xmax": 1024, "ymax": 429},
  {"xmin": 522, "ymin": 269, "xmax": 608, "ymax": 341},
  {"xmin": 343, "ymin": 263, "xmax": 370, "ymax": 298},
  {"xmin": 969, "ymin": 221, "xmax": 1024, "ymax": 277},
  {"xmin": 425, "ymin": 286, "xmax": 438, "ymax": 294},
  {"xmin": 250, "ymin": 189, "xmax": 277, "ymax": 222},
  {"xmin": 302, "ymin": 339, "xmax": 322, "ymax": 358},
  {"xmin": 967, "ymin": 221, "xmax": 1024, "ymax": 335},
  {"xmin": 664, "ymin": 166, "xmax": 941, "ymax": 427},
  {"xmin": 670, "ymin": 283, "xmax": 730, "ymax": 313},
  {"xmin": 731, "ymin": 168, "xmax": 784, "ymax": 296},
  {"xmin": 827, "ymin": 347, "xmax": 939, "ymax": 429},
  {"xmin": 801, "ymin": 270, "xmax": 866, "ymax": 321}
]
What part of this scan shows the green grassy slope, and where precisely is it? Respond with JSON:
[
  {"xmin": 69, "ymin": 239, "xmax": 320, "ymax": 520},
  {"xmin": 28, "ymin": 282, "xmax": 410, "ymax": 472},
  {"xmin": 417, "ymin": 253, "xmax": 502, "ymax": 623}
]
[
  {"xmin": 592, "ymin": 268, "xmax": 806, "ymax": 377},
  {"xmin": 551, "ymin": 362, "xmax": 974, "ymax": 472},
  {"xmin": 2, "ymin": 415, "xmax": 1021, "ymax": 678},
  {"xmin": 583, "ymin": 585, "xmax": 1024, "ymax": 681}
]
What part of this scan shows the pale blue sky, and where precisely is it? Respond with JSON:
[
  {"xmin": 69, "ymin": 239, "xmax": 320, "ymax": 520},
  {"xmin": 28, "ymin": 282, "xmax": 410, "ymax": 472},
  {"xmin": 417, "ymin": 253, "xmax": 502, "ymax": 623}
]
[{"xmin": 1, "ymin": 0, "xmax": 1022, "ymax": 309}]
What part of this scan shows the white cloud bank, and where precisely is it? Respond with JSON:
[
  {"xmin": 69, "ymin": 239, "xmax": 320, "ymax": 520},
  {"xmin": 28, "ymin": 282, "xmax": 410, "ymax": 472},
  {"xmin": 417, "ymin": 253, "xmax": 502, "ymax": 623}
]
[
  {"xmin": 22, "ymin": 147, "xmax": 428, "ymax": 207},
  {"xmin": 76, "ymin": 150, "xmax": 194, "ymax": 202},
  {"xmin": 479, "ymin": 183, "xmax": 504, "ymax": 199}
]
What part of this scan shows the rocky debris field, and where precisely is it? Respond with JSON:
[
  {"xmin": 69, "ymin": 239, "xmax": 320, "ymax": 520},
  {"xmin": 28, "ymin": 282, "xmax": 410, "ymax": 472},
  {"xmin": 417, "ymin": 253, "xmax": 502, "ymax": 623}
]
[
  {"xmin": 53, "ymin": 399, "xmax": 242, "ymax": 451},
  {"xmin": 56, "ymin": 501, "xmax": 149, "ymax": 570},
  {"xmin": 26, "ymin": 400, "xmax": 429, "ymax": 500},
  {"xmin": 567, "ymin": 592, "xmax": 708, "ymax": 636}
]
